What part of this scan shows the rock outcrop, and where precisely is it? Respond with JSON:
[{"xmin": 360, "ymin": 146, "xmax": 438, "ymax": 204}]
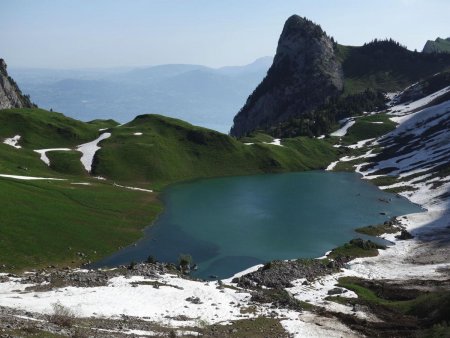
[
  {"xmin": 422, "ymin": 37, "xmax": 450, "ymax": 54},
  {"xmin": 230, "ymin": 15, "xmax": 343, "ymax": 137},
  {"xmin": 0, "ymin": 58, "xmax": 35, "ymax": 109}
]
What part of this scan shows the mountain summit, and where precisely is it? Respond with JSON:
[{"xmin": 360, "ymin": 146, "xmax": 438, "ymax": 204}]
[
  {"xmin": 231, "ymin": 15, "xmax": 450, "ymax": 138},
  {"xmin": 422, "ymin": 37, "xmax": 450, "ymax": 54},
  {"xmin": 230, "ymin": 15, "xmax": 343, "ymax": 137},
  {"xmin": 0, "ymin": 59, "xmax": 34, "ymax": 109}
]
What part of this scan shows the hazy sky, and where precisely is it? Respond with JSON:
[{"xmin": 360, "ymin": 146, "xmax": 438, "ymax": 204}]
[{"xmin": 2, "ymin": 0, "xmax": 449, "ymax": 69}]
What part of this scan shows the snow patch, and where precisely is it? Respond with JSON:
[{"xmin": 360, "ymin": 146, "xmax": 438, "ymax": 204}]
[
  {"xmin": 264, "ymin": 138, "xmax": 283, "ymax": 146},
  {"xmin": 0, "ymin": 174, "xmax": 66, "ymax": 181},
  {"xmin": 281, "ymin": 311, "xmax": 360, "ymax": 338},
  {"xmin": 347, "ymin": 138, "xmax": 376, "ymax": 149},
  {"xmin": 325, "ymin": 161, "xmax": 338, "ymax": 171},
  {"xmin": 113, "ymin": 183, "xmax": 153, "ymax": 193},
  {"xmin": 77, "ymin": 133, "xmax": 111, "ymax": 172},
  {"xmin": 388, "ymin": 86, "xmax": 450, "ymax": 123},
  {"xmin": 34, "ymin": 148, "xmax": 71, "ymax": 165},
  {"xmin": 330, "ymin": 118, "xmax": 355, "ymax": 137},
  {"xmin": 3, "ymin": 135, "xmax": 21, "ymax": 149},
  {"xmin": 0, "ymin": 275, "xmax": 252, "ymax": 327}
]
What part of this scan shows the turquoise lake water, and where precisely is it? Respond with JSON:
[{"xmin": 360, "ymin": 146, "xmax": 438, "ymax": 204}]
[{"xmin": 93, "ymin": 172, "xmax": 422, "ymax": 279}]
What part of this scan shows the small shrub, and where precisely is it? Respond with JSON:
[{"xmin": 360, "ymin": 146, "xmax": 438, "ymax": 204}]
[
  {"xmin": 49, "ymin": 302, "xmax": 76, "ymax": 327},
  {"xmin": 146, "ymin": 255, "xmax": 156, "ymax": 264},
  {"xmin": 178, "ymin": 254, "xmax": 192, "ymax": 269}
]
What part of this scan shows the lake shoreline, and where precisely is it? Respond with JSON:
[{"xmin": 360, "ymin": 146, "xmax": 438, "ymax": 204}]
[
  {"xmin": 89, "ymin": 171, "xmax": 420, "ymax": 279},
  {"xmin": 0, "ymin": 165, "xmax": 446, "ymax": 336}
]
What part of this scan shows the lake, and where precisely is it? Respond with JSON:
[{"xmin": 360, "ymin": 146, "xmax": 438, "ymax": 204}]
[{"xmin": 93, "ymin": 172, "xmax": 422, "ymax": 279}]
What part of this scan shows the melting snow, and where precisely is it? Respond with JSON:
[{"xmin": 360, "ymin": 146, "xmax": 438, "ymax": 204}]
[
  {"xmin": 325, "ymin": 161, "xmax": 339, "ymax": 171},
  {"xmin": 113, "ymin": 183, "xmax": 153, "ymax": 193},
  {"xmin": 347, "ymin": 138, "xmax": 376, "ymax": 149},
  {"xmin": 77, "ymin": 133, "xmax": 111, "ymax": 172},
  {"xmin": 0, "ymin": 275, "xmax": 252, "ymax": 328},
  {"xmin": 34, "ymin": 148, "xmax": 71, "ymax": 165},
  {"xmin": 3, "ymin": 135, "xmax": 21, "ymax": 149},
  {"xmin": 388, "ymin": 86, "xmax": 450, "ymax": 123},
  {"xmin": 263, "ymin": 138, "xmax": 283, "ymax": 146},
  {"xmin": 330, "ymin": 118, "xmax": 355, "ymax": 137},
  {"xmin": 266, "ymin": 138, "xmax": 282, "ymax": 146},
  {"xmin": 0, "ymin": 174, "xmax": 65, "ymax": 181}
]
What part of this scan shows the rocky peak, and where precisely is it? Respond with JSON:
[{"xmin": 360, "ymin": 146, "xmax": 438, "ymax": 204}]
[
  {"xmin": 230, "ymin": 15, "xmax": 343, "ymax": 137},
  {"xmin": 422, "ymin": 37, "xmax": 450, "ymax": 54},
  {"xmin": 0, "ymin": 58, "xmax": 35, "ymax": 109}
]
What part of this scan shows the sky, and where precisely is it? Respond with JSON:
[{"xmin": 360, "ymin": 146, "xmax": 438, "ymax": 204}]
[{"xmin": 1, "ymin": 0, "xmax": 449, "ymax": 69}]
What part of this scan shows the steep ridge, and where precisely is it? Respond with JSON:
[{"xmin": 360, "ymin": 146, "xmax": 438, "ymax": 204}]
[
  {"xmin": 0, "ymin": 59, "xmax": 34, "ymax": 109},
  {"xmin": 230, "ymin": 15, "xmax": 343, "ymax": 137},
  {"xmin": 422, "ymin": 37, "xmax": 450, "ymax": 54}
]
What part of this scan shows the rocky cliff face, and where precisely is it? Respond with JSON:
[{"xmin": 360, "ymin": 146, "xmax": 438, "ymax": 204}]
[
  {"xmin": 0, "ymin": 59, "xmax": 34, "ymax": 109},
  {"xmin": 422, "ymin": 37, "xmax": 450, "ymax": 54},
  {"xmin": 230, "ymin": 15, "xmax": 343, "ymax": 137}
]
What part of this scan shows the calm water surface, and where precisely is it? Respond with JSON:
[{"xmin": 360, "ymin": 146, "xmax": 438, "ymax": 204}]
[{"xmin": 93, "ymin": 172, "xmax": 422, "ymax": 279}]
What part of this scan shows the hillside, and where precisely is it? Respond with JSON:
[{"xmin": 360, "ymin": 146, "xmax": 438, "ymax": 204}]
[
  {"xmin": 338, "ymin": 39, "xmax": 450, "ymax": 94},
  {"xmin": 0, "ymin": 105, "xmax": 339, "ymax": 269},
  {"xmin": 230, "ymin": 16, "xmax": 450, "ymax": 138},
  {"xmin": 93, "ymin": 114, "xmax": 338, "ymax": 189},
  {"xmin": 0, "ymin": 59, "xmax": 35, "ymax": 109}
]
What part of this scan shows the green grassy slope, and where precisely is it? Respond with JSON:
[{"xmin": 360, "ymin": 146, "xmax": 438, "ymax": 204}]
[
  {"xmin": 0, "ymin": 108, "xmax": 106, "ymax": 178},
  {"xmin": 0, "ymin": 109, "xmax": 339, "ymax": 269},
  {"xmin": 0, "ymin": 108, "xmax": 101, "ymax": 149},
  {"xmin": 93, "ymin": 114, "xmax": 339, "ymax": 189},
  {"xmin": 341, "ymin": 113, "xmax": 397, "ymax": 144},
  {"xmin": 0, "ymin": 143, "xmax": 53, "ymax": 176},
  {"xmin": 47, "ymin": 150, "xmax": 87, "ymax": 176},
  {"xmin": 0, "ymin": 178, "xmax": 162, "ymax": 270}
]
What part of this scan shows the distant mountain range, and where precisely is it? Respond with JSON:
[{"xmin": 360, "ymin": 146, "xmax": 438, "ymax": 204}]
[{"xmin": 10, "ymin": 57, "xmax": 272, "ymax": 133}]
